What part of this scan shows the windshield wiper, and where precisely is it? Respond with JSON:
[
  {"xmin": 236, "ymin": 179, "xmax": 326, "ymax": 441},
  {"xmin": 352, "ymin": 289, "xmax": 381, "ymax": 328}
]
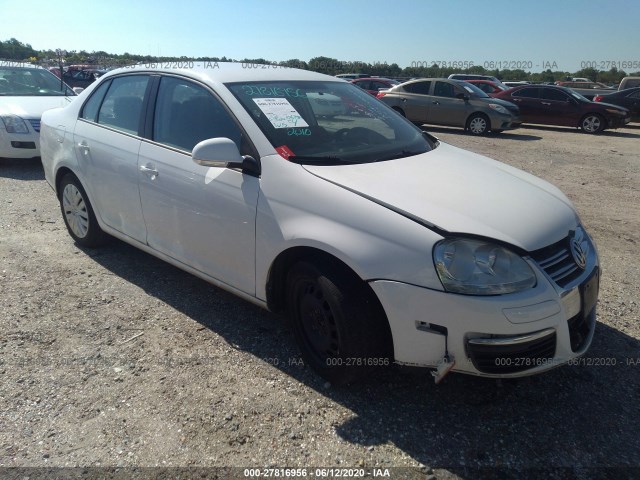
[
  {"xmin": 373, "ymin": 150, "xmax": 426, "ymax": 162},
  {"xmin": 288, "ymin": 155, "xmax": 353, "ymax": 165}
]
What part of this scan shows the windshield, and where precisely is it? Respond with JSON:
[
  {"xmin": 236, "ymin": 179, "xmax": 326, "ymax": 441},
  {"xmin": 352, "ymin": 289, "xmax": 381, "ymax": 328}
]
[
  {"xmin": 458, "ymin": 81, "xmax": 491, "ymax": 98},
  {"xmin": 226, "ymin": 81, "xmax": 433, "ymax": 164},
  {"xmin": 0, "ymin": 67, "xmax": 75, "ymax": 96}
]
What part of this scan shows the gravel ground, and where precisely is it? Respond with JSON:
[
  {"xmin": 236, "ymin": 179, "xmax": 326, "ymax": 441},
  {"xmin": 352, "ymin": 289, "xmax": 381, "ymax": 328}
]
[{"xmin": 1, "ymin": 123, "xmax": 639, "ymax": 480}]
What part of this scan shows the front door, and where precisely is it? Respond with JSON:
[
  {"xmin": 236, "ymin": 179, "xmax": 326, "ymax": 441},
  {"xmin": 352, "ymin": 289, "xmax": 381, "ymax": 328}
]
[{"xmin": 137, "ymin": 75, "xmax": 259, "ymax": 295}]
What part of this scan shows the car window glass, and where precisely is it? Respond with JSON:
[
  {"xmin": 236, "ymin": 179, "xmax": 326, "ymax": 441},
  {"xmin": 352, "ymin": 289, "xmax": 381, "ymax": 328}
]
[
  {"xmin": 477, "ymin": 83, "xmax": 492, "ymax": 93},
  {"xmin": 97, "ymin": 75, "xmax": 149, "ymax": 135},
  {"xmin": 153, "ymin": 76, "xmax": 243, "ymax": 153},
  {"xmin": 542, "ymin": 89, "xmax": 570, "ymax": 102},
  {"xmin": 403, "ymin": 81, "xmax": 431, "ymax": 95},
  {"xmin": 513, "ymin": 87, "xmax": 539, "ymax": 99},
  {"xmin": 434, "ymin": 82, "xmax": 455, "ymax": 98},
  {"xmin": 370, "ymin": 81, "xmax": 388, "ymax": 90},
  {"xmin": 355, "ymin": 80, "xmax": 371, "ymax": 90},
  {"xmin": 628, "ymin": 90, "xmax": 640, "ymax": 99},
  {"xmin": 80, "ymin": 79, "xmax": 112, "ymax": 122}
]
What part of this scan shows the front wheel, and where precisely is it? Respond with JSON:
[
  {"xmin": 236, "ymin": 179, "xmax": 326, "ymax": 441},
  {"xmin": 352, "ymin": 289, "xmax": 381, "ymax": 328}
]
[
  {"xmin": 286, "ymin": 260, "xmax": 392, "ymax": 385},
  {"xmin": 580, "ymin": 113, "xmax": 605, "ymax": 134},
  {"xmin": 466, "ymin": 113, "xmax": 490, "ymax": 135},
  {"xmin": 59, "ymin": 173, "xmax": 108, "ymax": 247}
]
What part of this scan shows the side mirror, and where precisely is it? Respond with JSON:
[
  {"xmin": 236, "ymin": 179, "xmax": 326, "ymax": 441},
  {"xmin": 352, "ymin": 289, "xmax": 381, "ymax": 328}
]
[
  {"xmin": 73, "ymin": 87, "xmax": 84, "ymax": 94},
  {"xmin": 192, "ymin": 138, "xmax": 260, "ymax": 176},
  {"xmin": 456, "ymin": 93, "xmax": 470, "ymax": 101}
]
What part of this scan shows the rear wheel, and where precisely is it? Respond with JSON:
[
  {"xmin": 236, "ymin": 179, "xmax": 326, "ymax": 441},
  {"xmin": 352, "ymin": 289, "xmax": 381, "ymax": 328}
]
[
  {"xmin": 392, "ymin": 106, "xmax": 405, "ymax": 117},
  {"xmin": 59, "ymin": 174, "xmax": 108, "ymax": 247},
  {"xmin": 467, "ymin": 113, "xmax": 490, "ymax": 135},
  {"xmin": 286, "ymin": 260, "xmax": 392, "ymax": 385},
  {"xmin": 580, "ymin": 113, "xmax": 605, "ymax": 134}
]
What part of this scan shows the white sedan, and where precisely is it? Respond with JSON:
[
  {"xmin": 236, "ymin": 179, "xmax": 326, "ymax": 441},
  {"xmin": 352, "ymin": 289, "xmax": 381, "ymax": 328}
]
[
  {"xmin": 40, "ymin": 63, "xmax": 599, "ymax": 384},
  {"xmin": 0, "ymin": 63, "xmax": 75, "ymax": 159}
]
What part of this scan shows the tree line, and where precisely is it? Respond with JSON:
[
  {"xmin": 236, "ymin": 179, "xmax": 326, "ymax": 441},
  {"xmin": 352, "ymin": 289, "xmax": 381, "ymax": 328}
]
[{"xmin": 2, "ymin": 37, "xmax": 637, "ymax": 85}]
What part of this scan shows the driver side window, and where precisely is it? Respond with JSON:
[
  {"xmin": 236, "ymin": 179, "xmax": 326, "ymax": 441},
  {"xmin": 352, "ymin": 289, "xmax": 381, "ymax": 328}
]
[{"xmin": 153, "ymin": 76, "xmax": 243, "ymax": 153}]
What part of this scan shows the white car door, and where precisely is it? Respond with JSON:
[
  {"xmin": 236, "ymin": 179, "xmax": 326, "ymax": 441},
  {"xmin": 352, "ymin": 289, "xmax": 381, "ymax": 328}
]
[
  {"xmin": 73, "ymin": 75, "xmax": 151, "ymax": 243},
  {"xmin": 137, "ymin": 76, "xmax": 259, "ymax": 295}
]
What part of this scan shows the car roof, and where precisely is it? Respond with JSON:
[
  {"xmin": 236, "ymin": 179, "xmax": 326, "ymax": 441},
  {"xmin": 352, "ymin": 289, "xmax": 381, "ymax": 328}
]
[{"xmin": 102, "ymin": 62, "xmax": 342, "ymax": 84}]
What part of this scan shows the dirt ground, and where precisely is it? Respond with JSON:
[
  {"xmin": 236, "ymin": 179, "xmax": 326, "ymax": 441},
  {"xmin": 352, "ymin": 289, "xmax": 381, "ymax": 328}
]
[{"xmin": 1, "ymin": 123, "xmax": 639, "ymax": 479}]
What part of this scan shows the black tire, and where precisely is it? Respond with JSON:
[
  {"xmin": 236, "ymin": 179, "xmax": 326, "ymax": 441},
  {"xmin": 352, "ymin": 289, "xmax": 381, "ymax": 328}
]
[
  {"xmin": 58, "ymin": 173, "xmax": 108, "ymax": 247},
  {"xmin": 286, "ymin": 260, "xmax": 392, "ymax": 385},
  {"xmin": 466, "ymin": 113, "xmax": 490, "ymax": 135},
  {"xmin": 580, "ymin": 113, "xmax": 605, "ymax": 134},
  {"xmin": 392, "ymin": 106, "xmax": 406, "ymax": 117}
]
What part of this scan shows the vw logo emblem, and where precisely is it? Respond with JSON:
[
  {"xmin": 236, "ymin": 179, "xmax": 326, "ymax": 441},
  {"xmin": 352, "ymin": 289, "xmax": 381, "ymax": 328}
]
[{"xmin": 569, "ymin": 228, "xmax": 588, "ymax": 270}]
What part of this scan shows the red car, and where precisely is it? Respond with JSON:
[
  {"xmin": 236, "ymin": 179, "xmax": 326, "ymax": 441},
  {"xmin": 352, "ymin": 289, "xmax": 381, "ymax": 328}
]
[
  {"xmin": 466, "ymin": 80, "xmax": 509, "ymax": 97},
  {"xmin": 350, "ymin": 77, "xmax": 400, "ymax": 95},
  {"xmin": 493, "ymin": 85, "xmax": 630, "ymax": 133}
]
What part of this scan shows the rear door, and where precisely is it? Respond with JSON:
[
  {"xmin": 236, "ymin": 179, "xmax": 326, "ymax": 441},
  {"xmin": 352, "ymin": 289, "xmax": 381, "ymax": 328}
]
[
  {"xmin": 137, "ymin": 75, "xmax": 260, "ymax": 295},
  {"xmin": 73, "ymin": 74, "xmax": 151, "ymax": 242},
  {"xmin": 508, "ymin": 87, "xmax": 542, "ymax": 124},
  {"xmin": 398, "ymin": 81, "xmax": 432, "ymax": 122}
]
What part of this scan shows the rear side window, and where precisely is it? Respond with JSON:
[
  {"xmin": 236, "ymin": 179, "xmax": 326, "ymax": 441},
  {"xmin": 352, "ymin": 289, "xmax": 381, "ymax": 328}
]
[
  {"xmin": 513, "ymin": 87, "xmax": 539, "ymax": 99},
  {"xmin": 404, "ymin": 81, "xmax": 431, "ymax": 95},
  {"xmin": 80, "ymin": 80, "xmax": 111, "ymax": 122},
  {"xmin": 97, "ymin": 76, "xmax": 150, "ymax": 135},
  {"xmin": 152, "ymin": 76, "xmax": 243, "ymax": 153}
]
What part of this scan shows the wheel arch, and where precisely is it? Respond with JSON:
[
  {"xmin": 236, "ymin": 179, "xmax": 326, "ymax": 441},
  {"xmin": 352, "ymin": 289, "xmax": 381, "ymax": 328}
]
[{"xmin": 266, "ymin": 245, "xmax": 395, "ymax": 357}]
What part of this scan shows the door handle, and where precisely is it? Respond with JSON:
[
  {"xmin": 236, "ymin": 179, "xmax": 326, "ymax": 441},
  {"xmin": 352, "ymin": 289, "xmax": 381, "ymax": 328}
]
[
  {"xmin": 541, "ymin": 101, "xmax": 551, "ymax": 106},
  {"xmin": 432, "ymin": 101, "xmax": 440, "ymax": 105},
  {"xmin": 512, "ymin": 98, "xmax": 521, "ymax": 102},
  {"xmin": 139, "ymin": 164, "xmax": 159, "ymax": 179}
]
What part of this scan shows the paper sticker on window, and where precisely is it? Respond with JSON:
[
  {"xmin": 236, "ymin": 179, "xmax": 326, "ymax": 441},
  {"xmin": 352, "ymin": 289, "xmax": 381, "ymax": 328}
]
[{"xmin": 252, "ymin": 98, "xmax": 309, "ymax": 129}]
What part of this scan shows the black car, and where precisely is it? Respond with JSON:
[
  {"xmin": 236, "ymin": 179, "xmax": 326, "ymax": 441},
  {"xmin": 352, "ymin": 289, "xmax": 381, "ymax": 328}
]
[
  {"xmin": 494, "ymin": 85, "xmax": 630, "ymax": 134},
  {"xmin": 593, "ymin": 87, "xmax": 640, "ymax": 121}
]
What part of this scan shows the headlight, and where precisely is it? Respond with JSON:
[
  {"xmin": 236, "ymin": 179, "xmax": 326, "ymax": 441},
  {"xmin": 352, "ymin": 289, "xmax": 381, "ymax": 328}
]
[
  {"xmin": 0, "ymin": 115, "xmax": 30, "ymax": 134},
  {"xmin": 433, "ymin": 238, "xmax": 536, "ymax": 295},
  {"xmin": 488, "ymin": 104, "xmax": 508, "ymax": 115}
]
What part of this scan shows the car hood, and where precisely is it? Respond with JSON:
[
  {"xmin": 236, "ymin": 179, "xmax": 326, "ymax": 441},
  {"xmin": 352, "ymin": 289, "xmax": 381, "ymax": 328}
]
[
  {"xmin": 302, "ymin": 142, "xmax": 578, "ymax": 251},
  {"xmin": 0, "ymin": 96, "xmax": 74, "ymax": 118}
]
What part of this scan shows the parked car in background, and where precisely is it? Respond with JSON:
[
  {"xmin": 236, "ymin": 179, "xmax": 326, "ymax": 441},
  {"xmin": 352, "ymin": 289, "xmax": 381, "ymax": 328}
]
[
  {"xmin": 335, "ymin": 73, "xmax": 369, "ymax": 80},
  {"xmin": 378, "ymin": 78, "xmax": 520, "ymax": 134},
  {"xmin": 504, "ymin": 81, "xmax": 531, "ymax": 87},
  {"xmin": 0, "ymin": 63, "xmax": 75, "ymax": 159},
  {"xmin": 494, "ymin": 85, "xmax": 630, "ymax": 133},
  {"xmin": 448, "ymin": 74, "xmax": 508, "ymax": 89},
  {"xmin": 40, "ymin": 63, "xmax": 599, "ymax": 384},
  {"xmin": 466, "ymin": 79, "xmax": 509, "ymax": 97},
  {"xmin": 351, "ymin": 77, "xmax": 400, "ymax": 95},
  {"xmin": 618, "ymin": 76, "xmax": 640, "ymax": 90},
  {"xmin": 555, "ymin": 81, "xmax": 615, "ymax": 100},
  {"xmin": 62, "ymin": 68, "xmax": 106, "ymax": 89},
  {"xmin": 593, "ymin": 87, "xmax": 640, "ymax": 121}
]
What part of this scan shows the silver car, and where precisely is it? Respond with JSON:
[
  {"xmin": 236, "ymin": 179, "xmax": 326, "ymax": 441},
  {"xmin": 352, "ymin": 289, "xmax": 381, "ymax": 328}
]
[
  {"xmin": 39, "ymin": 64, "xmax": 598, "ymax": 385},
  {"xmin": 378, "ymin": 78, "xmax": 520, "ymax": 135}
]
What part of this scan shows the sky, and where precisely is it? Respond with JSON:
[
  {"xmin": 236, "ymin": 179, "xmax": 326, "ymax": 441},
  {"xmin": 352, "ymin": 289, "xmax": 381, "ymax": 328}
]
[{"xmin": 2, "ymin": 0, "xmax": 639, "ymax": 73}]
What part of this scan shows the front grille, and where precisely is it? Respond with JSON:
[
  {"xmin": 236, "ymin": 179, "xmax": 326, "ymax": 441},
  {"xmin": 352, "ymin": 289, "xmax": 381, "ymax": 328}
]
[
  {"xmin": 530, "ymin": 236, "xmax": 583, "ymax": 288},
  {"xmin": 28, "ymin": 119, "xmax": 41, "ymax": 133},
  {"xmin": 466, "ymin": 330, "xmax": 557, "ymax": 374}
]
